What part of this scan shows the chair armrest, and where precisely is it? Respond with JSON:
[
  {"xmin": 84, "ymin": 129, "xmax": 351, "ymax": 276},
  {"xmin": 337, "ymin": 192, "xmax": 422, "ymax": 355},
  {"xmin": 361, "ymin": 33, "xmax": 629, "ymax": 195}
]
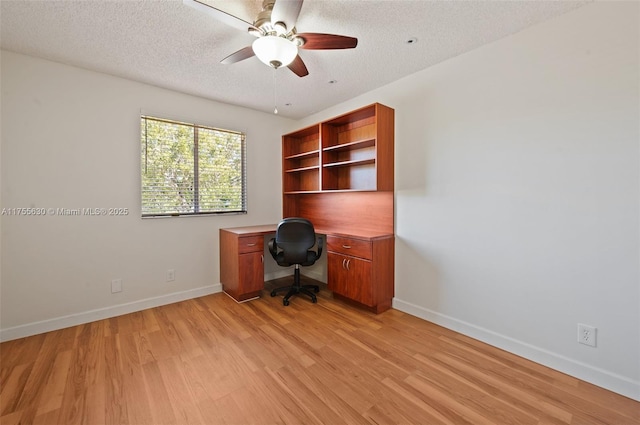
[
  {"xmin": 268, "ymin": 238, "xmax": 278, "ymax": 259},
  {"xmin": 315, "ymin": 236, "xmax": 323, "ymax": 259}
]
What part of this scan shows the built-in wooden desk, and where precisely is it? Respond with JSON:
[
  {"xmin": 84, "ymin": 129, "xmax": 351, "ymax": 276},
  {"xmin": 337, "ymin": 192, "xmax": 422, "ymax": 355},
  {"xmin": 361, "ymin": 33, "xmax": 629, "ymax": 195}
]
[
  {"xmin": 219, "ymin": 224, "xmax": 394, "ymax": 313},
  {"xmin": 220, "ymin": 103, "xmax": 396, "ymax": 313}
]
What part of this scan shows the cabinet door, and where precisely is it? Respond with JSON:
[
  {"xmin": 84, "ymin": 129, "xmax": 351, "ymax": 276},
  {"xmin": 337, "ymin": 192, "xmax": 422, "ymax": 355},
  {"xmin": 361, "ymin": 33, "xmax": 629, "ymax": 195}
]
[
  {"xmin": 328, "ymin": 252, "xmax": 373, "ymax": 307},
  {"xmin": 344, "ymin": 256, "xmax": 373, "ymax": 307},
  {"xmin": 327, "ymin": 252, "xmax": 348, "ymax": 296},
  {"xmin": 239, "ymin": 251, "xmax": 264, "ymax": 294}
]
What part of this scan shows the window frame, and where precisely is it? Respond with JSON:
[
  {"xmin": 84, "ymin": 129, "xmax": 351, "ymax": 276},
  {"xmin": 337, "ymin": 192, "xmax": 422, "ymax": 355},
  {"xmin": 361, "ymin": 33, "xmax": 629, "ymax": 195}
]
[{"xmin": 140, "ymin": 115, "xmax": 247, "ymax": 218}]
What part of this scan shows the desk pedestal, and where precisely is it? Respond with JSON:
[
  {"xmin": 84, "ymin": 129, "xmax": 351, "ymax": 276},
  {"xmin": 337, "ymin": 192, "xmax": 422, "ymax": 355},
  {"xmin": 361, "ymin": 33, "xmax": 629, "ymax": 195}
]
[{"xmin": 219, "ymin": 227, "xmax": 271, "ymax": 302}]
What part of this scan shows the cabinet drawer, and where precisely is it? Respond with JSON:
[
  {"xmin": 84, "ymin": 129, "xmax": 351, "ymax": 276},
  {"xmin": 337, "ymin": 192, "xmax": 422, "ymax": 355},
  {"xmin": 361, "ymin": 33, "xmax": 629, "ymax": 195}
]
[
  {"xmin": 238, "ymin": 236, "xmax": 264, "ymax": 253},
  {"xmin": 327, "ymin": 235, "xmax": 371, "ymax": 259}
]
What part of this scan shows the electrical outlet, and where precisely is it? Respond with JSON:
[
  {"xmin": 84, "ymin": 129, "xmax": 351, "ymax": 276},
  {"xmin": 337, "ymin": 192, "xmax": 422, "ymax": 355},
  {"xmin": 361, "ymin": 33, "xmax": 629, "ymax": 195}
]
[
  {"xmin": 166, "ymin": 269, "xmax": 175, "ymax": 282},
  {"xmin": 111, "ymin": 278, "xmax": 122, "ymax": 293},
  {"xmin": 577, "ymin": 323, "xmax": 597, "ymax": 347}
]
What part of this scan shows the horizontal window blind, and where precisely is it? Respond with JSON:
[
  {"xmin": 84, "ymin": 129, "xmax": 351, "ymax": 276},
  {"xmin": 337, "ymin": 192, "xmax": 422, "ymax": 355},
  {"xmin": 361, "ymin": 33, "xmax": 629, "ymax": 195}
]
[{"xmin": 141, "ymin": 115, "xmax": 246, "ymax": 217}]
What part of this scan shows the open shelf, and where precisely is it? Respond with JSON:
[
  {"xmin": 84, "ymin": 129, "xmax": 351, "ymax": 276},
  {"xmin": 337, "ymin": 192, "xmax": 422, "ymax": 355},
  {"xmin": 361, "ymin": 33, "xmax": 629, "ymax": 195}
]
[
  {"xmin": 322, "ymin": 138, "xmax": 375, "ymax": 153},
  {"xmin": 285, "ymin": 149, "xmax": 320, "ymax": 160},
  {"xmin": 323, "ymin": 158, "xmax": 375, "ymax": 168},
  {"xmin": 283, "ymin": 190, "xmax": 323, "ymax": 195},
  {"xmin": 283, "ymin": 167, "xmax": 319, "ymax": 192},
  {"xmin": 286, "ymin": 165, "xmax": 321, "ymax": 173},
  {"xmin": 282, "ymin": 125, "xmax": 320, "ymax": 194}
]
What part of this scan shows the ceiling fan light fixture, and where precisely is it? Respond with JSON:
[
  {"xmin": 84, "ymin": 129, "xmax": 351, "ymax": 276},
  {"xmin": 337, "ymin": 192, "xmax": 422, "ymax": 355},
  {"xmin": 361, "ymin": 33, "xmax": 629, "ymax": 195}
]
[{"xmin": 253, "ymin": 35, "xmax": 298, "ymax": 69}]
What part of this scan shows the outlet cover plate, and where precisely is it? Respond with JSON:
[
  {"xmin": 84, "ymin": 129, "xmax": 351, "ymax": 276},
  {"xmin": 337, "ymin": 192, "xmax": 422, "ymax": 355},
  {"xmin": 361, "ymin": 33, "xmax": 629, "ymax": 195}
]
[
  {"xmin": 577, "ymin": 323, "xmax": 597, "ymax": 347},
  {"xmin": 166, "ymin": 269, "xmax": 175, "ymax": 282},
  {"xmin": 111, "ymin": 278, "xmax": 122, "ymax": 293}
]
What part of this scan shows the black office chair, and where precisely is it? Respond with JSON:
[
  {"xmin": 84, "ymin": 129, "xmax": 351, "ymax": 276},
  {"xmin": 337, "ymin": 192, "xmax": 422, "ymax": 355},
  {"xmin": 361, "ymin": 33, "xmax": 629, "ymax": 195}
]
[{"xmin": 268, "ymin": 217, "xmax": 323, "ymax": 306}]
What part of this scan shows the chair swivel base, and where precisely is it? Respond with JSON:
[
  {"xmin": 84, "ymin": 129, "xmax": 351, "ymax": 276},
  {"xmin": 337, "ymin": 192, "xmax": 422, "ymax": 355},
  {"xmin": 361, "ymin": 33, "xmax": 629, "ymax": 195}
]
[
  {"xmin": 270, "ymin": 285, "xmax": 319, "ymax": 306},
  {"xmin": 270, "ymin": 268, "xmax": 319, "ymax": 306}
]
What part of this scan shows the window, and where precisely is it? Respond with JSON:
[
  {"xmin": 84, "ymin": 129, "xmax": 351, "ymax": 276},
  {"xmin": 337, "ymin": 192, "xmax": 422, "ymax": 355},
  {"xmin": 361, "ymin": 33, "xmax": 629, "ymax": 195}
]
[{"xmin": 141, "ymin": 115, "xmax": 246, "ymax": 217}]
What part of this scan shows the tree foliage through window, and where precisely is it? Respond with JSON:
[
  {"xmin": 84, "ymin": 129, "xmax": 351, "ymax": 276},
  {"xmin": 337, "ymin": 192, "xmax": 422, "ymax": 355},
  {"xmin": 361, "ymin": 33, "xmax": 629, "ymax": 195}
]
[{"xmin": 141, "ymin": 116, "xmax": 246, "ymax": 216}]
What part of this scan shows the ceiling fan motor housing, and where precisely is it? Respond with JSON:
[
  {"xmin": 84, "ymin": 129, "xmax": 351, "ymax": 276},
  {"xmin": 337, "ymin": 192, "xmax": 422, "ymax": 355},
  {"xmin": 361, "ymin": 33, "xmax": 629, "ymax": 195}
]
[{"xmin": 253, "ymin": 0, "xmax": 288, "ymax": 36}]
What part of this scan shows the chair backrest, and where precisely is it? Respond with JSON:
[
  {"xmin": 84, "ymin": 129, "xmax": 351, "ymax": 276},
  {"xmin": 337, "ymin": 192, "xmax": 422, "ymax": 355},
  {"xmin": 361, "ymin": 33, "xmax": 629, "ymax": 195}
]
[{"xmin": 274, "ymin": 217, "xmax": 318, "ymax": 265}]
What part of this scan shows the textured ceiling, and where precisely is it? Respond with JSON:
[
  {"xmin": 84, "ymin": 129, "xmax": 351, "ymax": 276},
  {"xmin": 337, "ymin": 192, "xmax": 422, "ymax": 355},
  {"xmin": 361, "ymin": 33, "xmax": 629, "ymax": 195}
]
[{"xmin": 1, "ymin": 0, "xmax": 589, "ymax": 119}]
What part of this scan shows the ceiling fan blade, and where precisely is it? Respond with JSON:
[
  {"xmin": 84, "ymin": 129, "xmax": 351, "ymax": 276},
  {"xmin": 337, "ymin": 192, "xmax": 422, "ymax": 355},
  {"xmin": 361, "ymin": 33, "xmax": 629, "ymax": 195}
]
[
  {"xmin": 220, "ymin": 46, "xmax": 255, "ymax": 65},
  {"xmin": 271, "ymin": 0, "xmax": 303, "ymax": 32},
  {"xmin": 183, "ymin": 0, "xmax": 258, "ymax": 33},
  {"xmin": 297, "ymin": 33, "xmax": 358, "ymax": 50},
  {"xmin": 287, "ymin": 55, "xmax": 309, "ymax": 77}
]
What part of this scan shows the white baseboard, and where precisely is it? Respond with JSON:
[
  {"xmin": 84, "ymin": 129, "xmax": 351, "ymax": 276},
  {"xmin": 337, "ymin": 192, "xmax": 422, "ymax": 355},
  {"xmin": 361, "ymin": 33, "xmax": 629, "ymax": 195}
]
[
  {"xmin": 392, "ymin": 297, "xmax": 640, "ymax": 402},
  {"xmin": 0, "ymin": 284, "xmax": 222, "ymax": 342}
]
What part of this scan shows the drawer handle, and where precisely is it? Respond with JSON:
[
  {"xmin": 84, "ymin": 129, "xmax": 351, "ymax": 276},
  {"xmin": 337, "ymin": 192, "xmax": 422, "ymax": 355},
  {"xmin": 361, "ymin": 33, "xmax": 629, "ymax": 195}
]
[
  {"xmin": 342, "ymin": 245, "xmax": 351, "ymax": 249},
  {"xmin": 346, "ymin": 259, "xmax": 350, "ymax": 271},
  {"xmin": 246, "ymin": 243, "xmax": 257, "ymax": 247}
]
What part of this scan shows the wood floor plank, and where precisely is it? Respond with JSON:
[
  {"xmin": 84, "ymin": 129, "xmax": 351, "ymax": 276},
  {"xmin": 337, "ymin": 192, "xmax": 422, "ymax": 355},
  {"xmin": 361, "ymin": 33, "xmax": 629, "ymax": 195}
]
[
  {"xmin": 141, "ymin": 360, "xmax": 177, "ymax": 424},
  {"xmin": 0, "ymin": 333, "xmax": 45, "ymax": 369},
  {"xmin": 1, "ymin": 281, "xmax": 638, "ymax": 425},
  {"xmin": 0, "ymin": 362, "xmax": 31, "ymax": 415},
  {"xmin": 227, "ymin": 382, "xmax": 283, "ymax": 425},
  {"xmin": 380, "ymin": 376, "xmax": 462, "ymax": 425},
  {"xmin": 405, "ymin": 373, "xmax": 497, "ymax": 425},
  {"xmin": 103, "ymin": 334, "xmax": 128, "ymax": 425},
  {"xmin": 33, "ymin": 407, "xmax": 60, "ymax": 425},
  {"xmin": 294, "ymin": 365, "xmax": 373, "ymax": 425},
  {"xmin": 414, "ymin": 355, "xmax": 539, "ymax": 425},
  {"xmin": 1, "ymin": 409, "xmax": 25, "ymax": 425},
  {"xmin": 198, "ymin": 392, "xmax": 247, "ymax": 425},
  {"xmin": 34, "ymin": 350, "xmax": 72, "ymax": 417},
  {"xmin": 158, "ymin": 356, "xmax": 208, "ymax": 425},
  {"xmin": 119, "ymin": 332, "xmax": 154, "ymax": 425},
  {"xmin": 424, "ymin": 352, "xmax": 573, "ymax": 424},
  {"xmin": 83, "ymin": 321, "xmax": 108, "ymax": 425},
  {"xmin": 12, "ymin": 330, "xmax": 66, "ymax": 424},
  {"xmin": 238, "ymin": 368, "xmax": 315, "ymax": 425}
]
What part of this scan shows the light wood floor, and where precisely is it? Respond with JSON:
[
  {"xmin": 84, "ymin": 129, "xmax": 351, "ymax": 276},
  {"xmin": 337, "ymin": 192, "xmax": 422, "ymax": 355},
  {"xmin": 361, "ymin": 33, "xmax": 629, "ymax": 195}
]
[{"xmin": 1, "ymin": 278, "xmax": 638, "ymax": 425}]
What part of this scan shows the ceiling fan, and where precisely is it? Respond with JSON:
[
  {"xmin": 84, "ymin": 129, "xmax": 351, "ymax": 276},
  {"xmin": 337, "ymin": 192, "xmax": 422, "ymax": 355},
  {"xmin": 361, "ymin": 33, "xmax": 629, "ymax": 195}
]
[{"xmin": 183, "ymin": 0, "xmax": 358, "ymax": 77}]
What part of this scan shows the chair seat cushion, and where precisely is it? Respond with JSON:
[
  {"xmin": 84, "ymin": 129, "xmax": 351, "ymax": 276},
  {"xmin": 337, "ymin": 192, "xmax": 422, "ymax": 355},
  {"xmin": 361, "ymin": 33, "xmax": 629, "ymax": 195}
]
[{"xmin": 274, "ymin": 250, "xmax": 318, "ymax": 267}]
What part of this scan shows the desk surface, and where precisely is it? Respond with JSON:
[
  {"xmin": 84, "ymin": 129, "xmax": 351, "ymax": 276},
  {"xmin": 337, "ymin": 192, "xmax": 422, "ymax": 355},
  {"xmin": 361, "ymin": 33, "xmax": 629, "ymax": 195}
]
[{"xmin": 221, "ymin": 223, "xmax": 394, "ymax": 240}]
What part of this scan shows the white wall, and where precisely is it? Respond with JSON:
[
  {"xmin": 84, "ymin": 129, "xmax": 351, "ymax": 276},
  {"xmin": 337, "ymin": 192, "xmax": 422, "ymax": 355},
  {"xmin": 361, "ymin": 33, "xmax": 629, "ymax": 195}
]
[
  {"xmin": 0, "ymin": 51, "xmax": 290, "ymax": 339},
  {"xmin": 294, "ymin": 2, "xmax": 640, "ymax": 400}
]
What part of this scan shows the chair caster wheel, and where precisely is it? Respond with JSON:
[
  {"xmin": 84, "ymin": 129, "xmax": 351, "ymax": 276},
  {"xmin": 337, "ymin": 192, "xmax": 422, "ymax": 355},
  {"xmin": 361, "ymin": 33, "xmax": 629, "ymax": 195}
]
[
  {"xmin": 283, "ymin": 299, "xmax": 290, "ymax": 306},
  {"xmin": 314, "ymin": 287, "xmax": 320, "ymax": 293},
  {"xmin": 270, "ymin": 291, "xmax": 276, "ymax": 297},
  {"xmin": 312, "ymin": 297, "xmax": 317, "ymax": 304}
]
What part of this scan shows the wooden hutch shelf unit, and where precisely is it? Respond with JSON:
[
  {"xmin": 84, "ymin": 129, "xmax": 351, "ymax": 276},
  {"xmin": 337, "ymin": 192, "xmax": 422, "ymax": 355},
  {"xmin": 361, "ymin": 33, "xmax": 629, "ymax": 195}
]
[
  {"xmin": 220, "ymin": 103, "xmax": 395, "ymax": 313},
  {"xmin": 282, "ymin": 102, "xmax": 394, "ymax": 195}
]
